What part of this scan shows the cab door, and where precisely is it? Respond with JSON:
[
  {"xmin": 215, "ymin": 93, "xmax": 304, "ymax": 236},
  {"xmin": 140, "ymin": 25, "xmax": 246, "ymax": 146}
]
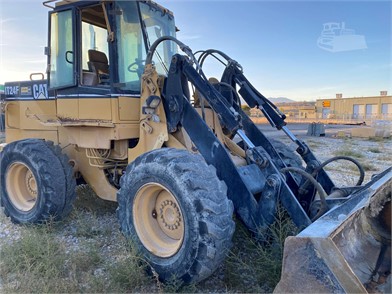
[{"xmin": 48, "ymin": 9, "xmax": 76, "ymax": 90}]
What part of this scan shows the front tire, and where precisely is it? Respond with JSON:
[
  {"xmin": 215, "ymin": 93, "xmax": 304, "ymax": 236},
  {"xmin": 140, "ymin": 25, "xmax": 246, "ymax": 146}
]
[
  {"xmin": 0, "ymin": 139, "xmax": 76, "ymax": 223},
  {"xmin": 269, "ymin": 138, "xmax": 303, "ymax": 169},
  {"xmin": 117, "ymin": 148, "xmax": 235, "ymax": 283}
]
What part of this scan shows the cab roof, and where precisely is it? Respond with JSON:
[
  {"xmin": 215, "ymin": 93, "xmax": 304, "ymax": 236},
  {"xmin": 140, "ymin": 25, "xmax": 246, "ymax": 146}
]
[{"xmin": 43, "ymin": 0, "xmax": 173, "ymax": 17}]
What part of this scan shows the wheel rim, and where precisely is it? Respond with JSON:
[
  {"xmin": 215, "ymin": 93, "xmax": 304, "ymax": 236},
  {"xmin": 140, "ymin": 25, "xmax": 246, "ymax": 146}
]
[
  {"xmin": 133, "ymin": 183, "xmax": 184, "ymax": 258},
  {"xmin": 5, "ymin": 162, "xmax": 38, "ymax": 211}
]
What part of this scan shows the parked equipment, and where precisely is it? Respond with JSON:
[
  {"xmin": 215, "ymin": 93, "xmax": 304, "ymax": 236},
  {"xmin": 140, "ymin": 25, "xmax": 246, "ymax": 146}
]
[{"xmin": 1, "ymin": 1, "xmax": 390, "ymax": 291}]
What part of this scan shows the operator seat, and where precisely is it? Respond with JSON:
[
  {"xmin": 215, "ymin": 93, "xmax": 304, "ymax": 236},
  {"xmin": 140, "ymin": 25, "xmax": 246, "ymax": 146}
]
[{"xmin": 87, "ymin": 49, "xmax": 110, "ymax": 85}]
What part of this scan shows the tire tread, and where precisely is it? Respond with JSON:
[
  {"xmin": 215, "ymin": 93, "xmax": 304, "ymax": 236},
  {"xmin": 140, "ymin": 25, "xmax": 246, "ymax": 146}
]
[{"xmin": 117, "ymin": 148, "xmax": 235, "ymax": 283}]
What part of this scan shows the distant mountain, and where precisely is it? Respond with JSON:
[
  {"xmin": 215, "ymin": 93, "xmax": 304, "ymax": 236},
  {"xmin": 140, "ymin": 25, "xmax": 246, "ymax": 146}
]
[{"xmin": 268, "ymin": 97, "xmax": 295, "ymax": 103}]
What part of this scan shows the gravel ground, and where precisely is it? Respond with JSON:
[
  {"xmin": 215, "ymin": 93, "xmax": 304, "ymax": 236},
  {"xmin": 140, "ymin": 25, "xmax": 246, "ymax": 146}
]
[
  {"xmin": 276, "ymin": 135, "xmax": 392, "ymax": 185},
  {"xmin": 0, "ymin": 127, "xmax": 391, "ymax": 292}
]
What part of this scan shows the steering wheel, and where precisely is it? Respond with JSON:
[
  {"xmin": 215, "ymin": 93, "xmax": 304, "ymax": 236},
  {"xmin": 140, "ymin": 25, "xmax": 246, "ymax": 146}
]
[{"xmin": 127, "ymin": 59, "xmax": 146, "ymax": 73}]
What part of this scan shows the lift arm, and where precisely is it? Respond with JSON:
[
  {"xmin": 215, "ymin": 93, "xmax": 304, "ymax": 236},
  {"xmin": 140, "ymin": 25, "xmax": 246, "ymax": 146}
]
[{"xmin": 163, "ymin": 54, "xmax": 312, "ymax": 232}]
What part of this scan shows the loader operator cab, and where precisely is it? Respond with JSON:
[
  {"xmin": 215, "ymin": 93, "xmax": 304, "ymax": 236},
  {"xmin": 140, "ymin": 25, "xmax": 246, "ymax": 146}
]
[{"xmin": 47, "ymin": 0, "xmax": 176, "ymax": 95}]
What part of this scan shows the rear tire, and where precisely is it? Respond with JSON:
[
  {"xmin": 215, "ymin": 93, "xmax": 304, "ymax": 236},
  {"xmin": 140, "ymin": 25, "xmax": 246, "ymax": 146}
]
[
  {"xmin": 117, "ymin": 148, "xmax": 235, "ymax": 283},
  {"xmin": 0, "ymin": 139, "xmax": 76, "ymax": 223}
]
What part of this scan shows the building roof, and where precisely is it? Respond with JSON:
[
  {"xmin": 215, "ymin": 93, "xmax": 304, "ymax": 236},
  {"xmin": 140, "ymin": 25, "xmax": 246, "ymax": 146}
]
[
  {"xmin": 317, "ymin": 95, "xmax": 392, "ymax": 102},
  {"xmin": 298, "ymin": 106, "xmax": 316, "ymax": 110}
]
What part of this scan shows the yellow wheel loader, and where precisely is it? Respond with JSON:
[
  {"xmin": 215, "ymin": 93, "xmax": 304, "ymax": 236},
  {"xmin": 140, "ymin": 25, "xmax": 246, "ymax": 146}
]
[{"xmin": 1, "ymin": 0, "xmax": 390, "ymax": 291}]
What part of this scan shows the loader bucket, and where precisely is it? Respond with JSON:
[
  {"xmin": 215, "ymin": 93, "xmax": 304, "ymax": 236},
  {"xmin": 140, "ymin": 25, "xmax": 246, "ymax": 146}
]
[{"xmin": 275, "ymin": 168, "xmax": 392, "ymax": 293}]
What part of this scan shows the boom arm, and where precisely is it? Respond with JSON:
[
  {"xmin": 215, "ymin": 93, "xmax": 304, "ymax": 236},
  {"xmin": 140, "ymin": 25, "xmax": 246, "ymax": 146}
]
[
  {"xmin": 146, "ymin": 37, "xmax": 363, "ymax": 234},
  {"xmin": 163, "ymin": 56, "xmax": 242, "ymax": 134},
  {"xmin": 163, "ymin": 53, "xmax": 312, "ymax": 232},
  {"xmin": 219, "ymin": 60, "xmax": 336, "ymax": 207}
]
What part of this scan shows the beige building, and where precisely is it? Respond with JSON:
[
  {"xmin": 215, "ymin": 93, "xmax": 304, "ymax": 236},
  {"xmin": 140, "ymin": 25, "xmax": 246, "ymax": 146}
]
[
  {"xmin": 298, "ymin": 105, "xmax": 317, "ymax": 119},
  {"xmin": 250, "ymin": 102, "xmax": 317, "ymax": 119},
  {"xmin": 316, "ymin": 95, "xmax": 392, "ymax": 121},
  {"xmin": 268, "ymin": 102, "xmax": 316, "ymax": 118}
]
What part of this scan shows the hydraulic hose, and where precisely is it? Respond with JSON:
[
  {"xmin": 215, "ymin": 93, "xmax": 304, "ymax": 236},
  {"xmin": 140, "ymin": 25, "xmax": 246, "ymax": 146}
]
[
  {"xmin": 197, "ymin": 49, "xmax": 232, "ymax": 68},
  {"xmin": 146, "ymin": 36, "xmax": 211, "ymax": 85},
  {"xmin": 291, "ymin": 156, "xmax": 365, "ymax": 221},
  {"xmin": 146, "ymin": 36, "xmax": 192, "ymax": 65},
  {"xmin": 280, "ymin": 167, "xmax": 328, "ymax": 221},
  {"xmin": 314, "ymin": 156, "xmax": 365, "ymax": 186},
  {"xmin": 299, "ymin": 156, "xmax": 365, "ymax": 206}
]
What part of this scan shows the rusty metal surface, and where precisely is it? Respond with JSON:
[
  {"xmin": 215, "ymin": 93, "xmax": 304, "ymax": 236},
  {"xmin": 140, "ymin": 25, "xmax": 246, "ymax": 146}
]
[{"xmin": 275, "ymin": 168, "xmax": 392, "ymax": 293}]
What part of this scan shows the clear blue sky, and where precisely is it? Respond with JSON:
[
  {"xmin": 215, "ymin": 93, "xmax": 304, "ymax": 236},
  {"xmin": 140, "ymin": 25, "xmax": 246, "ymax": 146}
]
[{"xmin": 1, "ymin": 0, "xmax": 391, "ymax": 101}]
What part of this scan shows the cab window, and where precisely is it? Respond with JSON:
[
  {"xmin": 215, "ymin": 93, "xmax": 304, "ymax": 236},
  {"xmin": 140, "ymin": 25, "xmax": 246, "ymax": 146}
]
[
  {"xmin": 49, "ymin": 10, "xmax": 75, "ymax": 89},
  {"xmin": 80, "ymin": 5, "xmax": 110, "ymax": 87},
  {"xmin": 115, "ymin": 1, "xmax": 146, "ymax": 93}
]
